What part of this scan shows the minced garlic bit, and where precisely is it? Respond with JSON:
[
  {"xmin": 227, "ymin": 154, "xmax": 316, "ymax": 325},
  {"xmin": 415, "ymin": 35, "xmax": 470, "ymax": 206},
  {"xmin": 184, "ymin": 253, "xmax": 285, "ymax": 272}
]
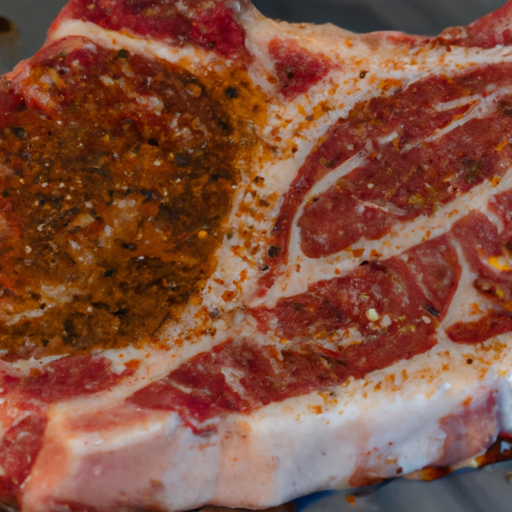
[
  {"xmin": 366, "ymin": 308, "xmax": 379, "ymax": 322},
  {"xmin": 380, "ymin": 314, "xmax": 392, "ymax": 328}
]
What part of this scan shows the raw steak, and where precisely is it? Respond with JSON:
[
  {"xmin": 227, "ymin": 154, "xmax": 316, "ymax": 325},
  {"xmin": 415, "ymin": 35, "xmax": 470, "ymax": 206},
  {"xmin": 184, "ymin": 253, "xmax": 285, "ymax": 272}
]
[{"xmin": 2, "ymin": 0, "xmax": 512, "ymax": 510}]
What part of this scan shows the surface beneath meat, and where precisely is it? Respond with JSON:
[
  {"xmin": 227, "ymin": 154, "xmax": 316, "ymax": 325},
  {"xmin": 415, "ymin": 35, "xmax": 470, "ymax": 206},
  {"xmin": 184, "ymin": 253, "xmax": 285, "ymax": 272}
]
[{"xmin": 2, "ymin": 1, "xmax": 512, "ymax": 511}]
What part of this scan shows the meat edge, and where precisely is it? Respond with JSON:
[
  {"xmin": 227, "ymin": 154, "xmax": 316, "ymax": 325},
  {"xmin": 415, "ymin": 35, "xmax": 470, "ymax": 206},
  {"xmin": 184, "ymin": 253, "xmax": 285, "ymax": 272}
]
[{"xmin": 19, "ymin": 341, "xmax": 512, "ymax": 512}]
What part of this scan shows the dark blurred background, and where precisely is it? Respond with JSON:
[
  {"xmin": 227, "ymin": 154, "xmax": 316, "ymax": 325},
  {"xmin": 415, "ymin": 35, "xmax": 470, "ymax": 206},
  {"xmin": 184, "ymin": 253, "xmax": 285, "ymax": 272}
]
[
  {"xmin": 252, "ymin": 0, "xmax": 505, "ymax": 34},
  {"xmin": 0, "ymin": 0, "xmax": 506, "ymax": 73}
]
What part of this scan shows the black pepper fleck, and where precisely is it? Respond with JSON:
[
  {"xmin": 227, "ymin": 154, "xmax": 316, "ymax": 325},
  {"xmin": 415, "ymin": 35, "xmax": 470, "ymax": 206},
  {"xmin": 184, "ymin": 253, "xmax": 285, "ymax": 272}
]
[
  {"xmin": 267, "ymin": 245, "xmax": 281, "ymax": 258},
  {"xmin": 225, "ymin": 87, "xmax": 238, "ymax": 99}
]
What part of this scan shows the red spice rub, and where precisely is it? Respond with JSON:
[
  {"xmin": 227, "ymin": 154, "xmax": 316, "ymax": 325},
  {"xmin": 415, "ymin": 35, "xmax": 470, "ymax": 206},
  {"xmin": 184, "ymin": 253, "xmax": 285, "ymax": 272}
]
[
  {"xmin": 447, "ymin": 311, "xmax": 512, "ymax": 344},
  {"xmin": 54, "ymin": 0, "xmax": 249, "ymax": 60},
  {"xmin": 447, "ymin": 210, "xmax": 512, "ymax": 344},
  {"xmin": 260, "ymin": 65, "xmax": 512, "ymax": 292},
  {"xmin": 0, "ymin": 414, "xmax": 48, "ymax": 502},
  {"xmin": 268, "ymin": 38, "xmax": 334, "ymax": 99},
  {"xmin": 0, "ymin": 354, "xmax": 133, "ymax": 502},
  {"xmin": 129, "ymin": 236, "xmax": 460, "ymax": 424},
  {"xmin": 439, "ymin": 0, "xmax": 512, "ymax": 49}
]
